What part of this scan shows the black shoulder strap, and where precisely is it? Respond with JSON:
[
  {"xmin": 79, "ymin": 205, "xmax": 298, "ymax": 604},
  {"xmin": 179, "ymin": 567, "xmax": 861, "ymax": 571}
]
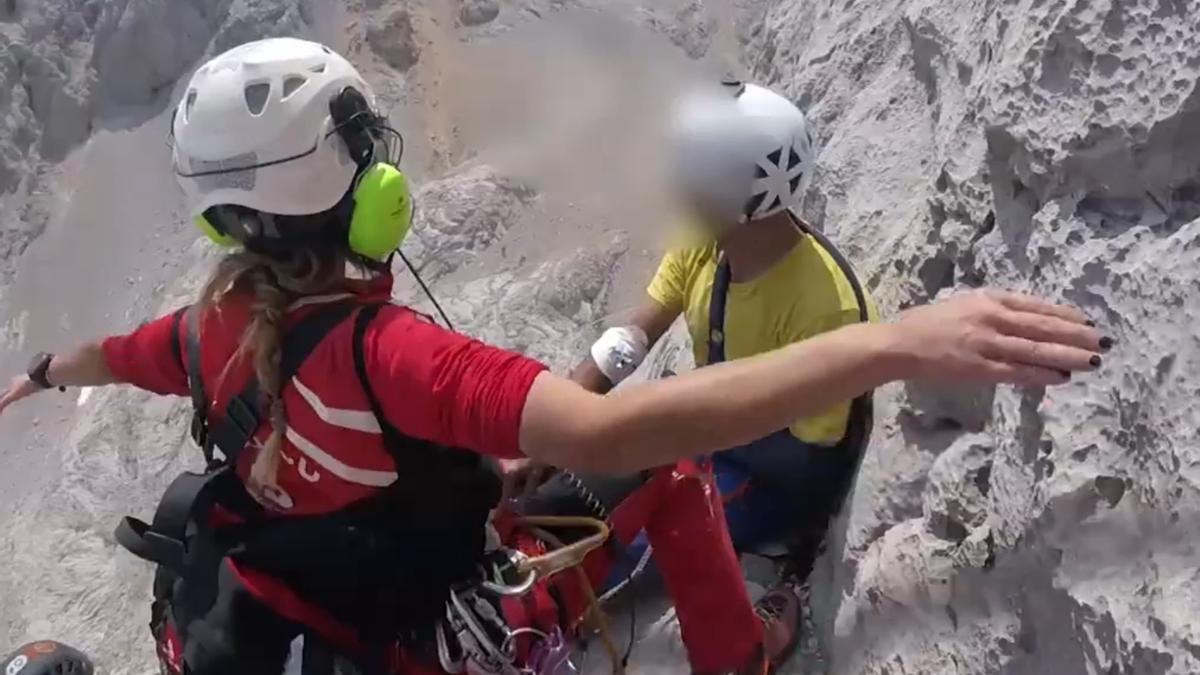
[
  {"xmin": 707, "ymin": 254, "xmax": 733, "ymax": 365},
  {"xmin": 351, "ymin": 303, "xmax": 395, "ymax": 445},
  {"xmin": 351, "ymin": 303, "xmax": 444, "ymax": 465},
  {"xmin": 169, "ymin": 307, "xmax": 187, "ymax": 374},
  {"xmin": 351, "ymin": 303, "xmax": 444, "ymax": 479},
  {"xmin": 202, "ymin": 302, "xmax": 360, "ymax": 466},
  {"xmin": 350, "ymin": 304, "xmax": 500, "ymax": 489},
  {"xmin": 793, "ymin": 218, "xmax": 870, "ymax": 325},
  {"xmin": 792, "ymin": 217, "xmax": 875, "ymax": 452},
  {"xmin": 183, "ymin": 306, "xmax": 214, "ymax": 463},
  {"xmin": 706, "ymin": 218, "xmax": 871, "ymax": 367},
  {"xmin": 706, "ymin": 216, "xmax": 874, "ymax": 444}
]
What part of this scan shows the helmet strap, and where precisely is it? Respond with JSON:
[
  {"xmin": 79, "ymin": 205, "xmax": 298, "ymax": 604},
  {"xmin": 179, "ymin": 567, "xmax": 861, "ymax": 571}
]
[{"xmin": 331, "ymin": 88, "xmax": 371, "ymax": 162}]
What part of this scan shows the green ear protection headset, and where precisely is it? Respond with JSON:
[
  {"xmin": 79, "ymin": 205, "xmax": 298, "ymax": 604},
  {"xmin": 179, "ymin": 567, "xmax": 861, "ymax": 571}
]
[{"xmin": 194, "ymin": 87, "xmax": 414, "ymax": 263}]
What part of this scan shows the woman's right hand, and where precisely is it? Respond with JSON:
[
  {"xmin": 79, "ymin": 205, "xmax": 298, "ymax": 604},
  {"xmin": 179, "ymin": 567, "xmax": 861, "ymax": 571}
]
[
  {"xmin": 891, "ymin": 290, "xmax": 1107, "ymax": 386},
  {"xmin": 0, "ymin": 375, "xmax": 45, "ymax": 416}
]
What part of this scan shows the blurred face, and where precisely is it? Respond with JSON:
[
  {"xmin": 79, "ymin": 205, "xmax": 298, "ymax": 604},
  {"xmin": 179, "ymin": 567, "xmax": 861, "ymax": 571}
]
[
  {"xmin": 677, "ymin": 188, "xmax": 742, "ymax": 236},
  {"xmin": 668, "ymin": 88, "xmax": 758, "ymax": 237},
  {"xmin": 670, "ymin": 144, "xmax": 753, "ymax": 236}
]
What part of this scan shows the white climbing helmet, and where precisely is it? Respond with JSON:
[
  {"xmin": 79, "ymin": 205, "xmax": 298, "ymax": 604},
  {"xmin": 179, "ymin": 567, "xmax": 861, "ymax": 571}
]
[
  {"xmin": 669, "ymin": 80, "xmax": 814, "ymax": 224},
  {"xmin": 172, "ymin": 37, "xmax": 375, "ymax": 218}
]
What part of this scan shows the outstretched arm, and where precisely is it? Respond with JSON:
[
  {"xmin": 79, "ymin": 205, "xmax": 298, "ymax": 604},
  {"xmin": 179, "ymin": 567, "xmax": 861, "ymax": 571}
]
[
  {"xmin": 44, "ymin": 342, "xmax": 117, "ymax": 387},
  {"xmin": 522, "ymin": 291, "xmax": 1105, "ymax": 475},
  {"xmin": 0, "ymin": 309, "xmax": 188, "ymax": 416},
  {"xmin": 0, "ymin": 342, "xmax": 116, "ymax": 414},
  {"xmin": 496, "ymin": 297, "xmax": 680, "ymax": 497}
]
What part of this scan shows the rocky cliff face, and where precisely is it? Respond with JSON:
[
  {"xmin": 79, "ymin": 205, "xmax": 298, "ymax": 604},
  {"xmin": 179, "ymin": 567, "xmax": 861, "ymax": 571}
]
[
  {"xmin": 748, "ymin": 0, "xmax": 1200, "ymax": 673},
  {"xmin": 0, "ymin": 0, "xmax": 343, "ymax": 293},
  {"xmin": 1, "ymin": 1, "xmax": 1196, "ymax": 674}
]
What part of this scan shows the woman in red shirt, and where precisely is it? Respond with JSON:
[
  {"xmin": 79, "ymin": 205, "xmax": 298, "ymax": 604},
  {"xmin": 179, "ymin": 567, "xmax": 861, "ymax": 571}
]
[{"xmin": 0, "ymin": 39, "xmax": 1105, "ymax": 675}]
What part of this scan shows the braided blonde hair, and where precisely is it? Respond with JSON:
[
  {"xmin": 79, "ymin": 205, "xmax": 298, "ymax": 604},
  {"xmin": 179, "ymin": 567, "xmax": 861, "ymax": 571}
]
[{"xmin": 198, "ymin": 247, "xmax": 339, "ymax": 495}]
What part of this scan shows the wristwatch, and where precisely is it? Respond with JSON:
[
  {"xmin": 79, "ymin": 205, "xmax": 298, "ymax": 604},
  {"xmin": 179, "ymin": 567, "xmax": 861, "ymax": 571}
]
[{"xmin": 27, "ymin": 352, "xmax": 65, "ymax": 392}]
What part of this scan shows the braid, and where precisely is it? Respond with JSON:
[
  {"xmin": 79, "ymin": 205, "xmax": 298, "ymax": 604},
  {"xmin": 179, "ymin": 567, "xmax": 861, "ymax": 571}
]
[
  {"xmin": 197, "ymin": 245, "xmax": 344, "ymax": 499},
  {"xmin": 244, "ymin": 265, "xmax": 289, "ymax": 491}
]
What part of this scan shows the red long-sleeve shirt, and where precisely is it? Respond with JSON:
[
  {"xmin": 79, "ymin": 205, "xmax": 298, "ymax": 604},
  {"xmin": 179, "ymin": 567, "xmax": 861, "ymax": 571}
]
[{"xmin": 102, "ymin": 279, "xmax": 545, "ymax": 516}]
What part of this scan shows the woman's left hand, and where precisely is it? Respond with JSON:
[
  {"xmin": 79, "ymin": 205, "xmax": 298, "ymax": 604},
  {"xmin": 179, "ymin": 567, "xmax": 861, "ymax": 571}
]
[
  {"xmin": 0, "ymin": 375, "xmax": 45, "ymax": 416},
  {"xmin": 499, "ymin": 458, "xmax": 555, "ymax": 502}
]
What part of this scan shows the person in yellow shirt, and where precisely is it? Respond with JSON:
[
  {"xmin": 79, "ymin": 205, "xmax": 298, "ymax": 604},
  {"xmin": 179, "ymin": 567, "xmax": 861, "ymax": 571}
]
[{"xmin": 569, "ymin": 80, "xmax": 875, "ymax": 670}]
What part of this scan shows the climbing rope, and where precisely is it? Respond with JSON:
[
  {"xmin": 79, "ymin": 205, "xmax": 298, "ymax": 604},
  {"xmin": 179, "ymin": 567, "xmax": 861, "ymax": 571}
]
[{"xmin": 512, "ymin": 516, "xmax": 625, "ymax": 675}]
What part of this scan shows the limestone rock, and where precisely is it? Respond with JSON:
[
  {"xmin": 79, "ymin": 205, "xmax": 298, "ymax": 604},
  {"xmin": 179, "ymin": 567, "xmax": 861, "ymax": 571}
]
[
  {"xmin": 366, "ymin": 8, "xmax": 419, "ymax": 72},
  {"xmin": 459, "ymin": 0, "xmax": 501, "ymax": 27},
  {"xmin": 639, "ymin": 1, "xmax": 717, "ymax": 60},
  {"xmin": 749, "ymin": 0, "xmax": 1200, "ymax": 671},
  {"xmin": 403, "ymin": 163, "xmax": 538, "ymax": 283}
]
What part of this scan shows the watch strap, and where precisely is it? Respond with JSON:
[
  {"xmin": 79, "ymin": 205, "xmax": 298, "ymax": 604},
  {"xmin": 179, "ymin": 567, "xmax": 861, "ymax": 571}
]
[{"xmin": 28, "ymin": 352, "xmax": 57, "ymax": 390}]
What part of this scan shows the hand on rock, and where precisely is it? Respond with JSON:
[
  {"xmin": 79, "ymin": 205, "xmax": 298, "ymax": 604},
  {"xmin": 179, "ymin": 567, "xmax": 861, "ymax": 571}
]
[
  {"xmin": 894, "ymin": 290, "xmax": 1107, "ymax": 387},
  {"xmin": 0, "ymin": 375, "xmax": 45, "ymax": 416}
]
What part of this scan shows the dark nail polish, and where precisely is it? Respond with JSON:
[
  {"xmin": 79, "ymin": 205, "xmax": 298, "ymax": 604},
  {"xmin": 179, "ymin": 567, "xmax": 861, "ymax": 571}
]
[
  {"xmin": 1086, "ymin": 320, "xmax": 1096, "ymax": 327},
  {"xmin": 1089, "ymin": 355, "xmax": 1102, "ymax": 368},
  {"xmin": 1058, "ymin": 370, "xmax": 1071, "ymax": 381},
  {"xmin": 1099, "ymin": 336, "xmax": 1114, "ymax": 352}
]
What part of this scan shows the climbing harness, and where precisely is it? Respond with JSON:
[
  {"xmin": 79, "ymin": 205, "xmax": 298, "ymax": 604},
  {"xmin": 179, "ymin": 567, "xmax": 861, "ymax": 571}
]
[
  {"xmin": 436, "ymin": 516, "xmax": 622, "ymax": 675},
  {"xmin": 116, "ymin": 302, "xmax": 501, "ymax": 674}
]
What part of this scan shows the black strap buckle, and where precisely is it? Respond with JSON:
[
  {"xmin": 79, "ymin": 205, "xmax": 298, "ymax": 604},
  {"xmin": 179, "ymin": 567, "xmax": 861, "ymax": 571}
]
[
  {"xmin": 115, "ymin": 516, "xmax": 187, "ymax": 571},
  {"xmin": 190, "ymin": 413, "xmax": 208, "ymax": 450},
  {"xmin": 114, "ymin": 470, "xmax": 229, "ymax": 572}
]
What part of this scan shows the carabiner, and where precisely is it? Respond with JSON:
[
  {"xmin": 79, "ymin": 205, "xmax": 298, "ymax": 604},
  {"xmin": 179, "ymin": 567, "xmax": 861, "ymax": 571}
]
[
  {"xmin": 479, "ymin": 550, "xmax": 538, "ymax": 596},
  {"xmin": 479, "ymin": 566, "xmax": 538, "ymax": 596}
]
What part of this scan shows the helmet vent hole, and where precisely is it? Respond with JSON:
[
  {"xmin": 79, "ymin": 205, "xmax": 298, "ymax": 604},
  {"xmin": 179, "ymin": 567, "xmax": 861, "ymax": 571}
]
[
  {"xmin": 244, "ymin": 82, "xmax": 271, "ymax": 116},
  {"xmin": 309, "ymin": 62, "xmax": 327, "ymax": 74},
  {"xmin": 766, "ymin": 148, "xmax": 782, "ymax": 168},
  {"xmin": 788, "ymin": 148, "xmax": 802, "ymax": 170},
  {"xmin": 746, "ymin": 191, "xmax": 767, "ymax": 216},
  {"xmin": 754, "ymin": 164, "xmax": 768, "ymax": 179},
  {"xmin": 282, "ymin": 75, "xmax": 308, "ymax": 99},
  {"xmin": 789, "ymin": 173, "xmax": 804, "ymax": 194},
  {"xmin": 184, "ymin": 90, "xmax": 198, "ymax": 121},
  {"xmin": 767, "ymin": 195, "xmax": 782, "ymax": 213}
]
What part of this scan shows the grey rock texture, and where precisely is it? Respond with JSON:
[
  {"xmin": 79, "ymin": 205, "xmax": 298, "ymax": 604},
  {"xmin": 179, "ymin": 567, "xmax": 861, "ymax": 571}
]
[
  {"xmin": 0, "ymin": 241, "xmax": 215, "ymax": 672},
  {"xmin": 0, "ymin": 0, "xmax": 337, "ymax": 294},
  {"xmin": 366, "ymin": 7, "xmax": 420, "ymax": 72},
  {"xmin": 403, "ymin": 163, "xmax": 538, "ymax": 282},
  {"xmin": 441, "ymin": 236, "xmax": 629, "ymax": 372},
  {"xmin": 746, "ymin": 0, "xmax": 1200, "ymax": 672},
  {"xmin": 639, "ymin": 1, "xmax": 718, "ymax": 60},
  {"xmin": 458, "ymin": 0, "xmax": 501, "ymax": 27}
]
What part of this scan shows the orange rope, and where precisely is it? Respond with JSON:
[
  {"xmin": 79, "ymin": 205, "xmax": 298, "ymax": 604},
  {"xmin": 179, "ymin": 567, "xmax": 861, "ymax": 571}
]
[{"xmin": 514, "ymin": 516, "xmax": 625, "ymax": 675}]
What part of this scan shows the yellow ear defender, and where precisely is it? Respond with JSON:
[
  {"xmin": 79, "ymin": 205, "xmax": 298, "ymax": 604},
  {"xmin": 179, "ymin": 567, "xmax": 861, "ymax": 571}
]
[
  {"xmin": 348, "ymin": 162, "xmax": 413, "ymax": 262},
  {"xmin": 333, "ymin": 86, "xmax": 414, "ymax": 262},
  {"xmin": 194, "ymin": 213, "xmax": 239, "ymax": 248},
  {"xmin": 190, "ymin": 86, "xmax": 415, "ymax": 263}
]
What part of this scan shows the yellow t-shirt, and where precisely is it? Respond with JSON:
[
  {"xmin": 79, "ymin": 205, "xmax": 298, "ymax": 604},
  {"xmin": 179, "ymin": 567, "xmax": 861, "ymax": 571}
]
[{"xmin": 647, "ymin": 233, "xmax": 877, "ymax": 445}]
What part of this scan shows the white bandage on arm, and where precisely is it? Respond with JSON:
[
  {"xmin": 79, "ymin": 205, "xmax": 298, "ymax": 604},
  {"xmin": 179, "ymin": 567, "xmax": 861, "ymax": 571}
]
[{"xmin": 589, "ymin": 326, "xmax": 650, "ymax": 385}]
